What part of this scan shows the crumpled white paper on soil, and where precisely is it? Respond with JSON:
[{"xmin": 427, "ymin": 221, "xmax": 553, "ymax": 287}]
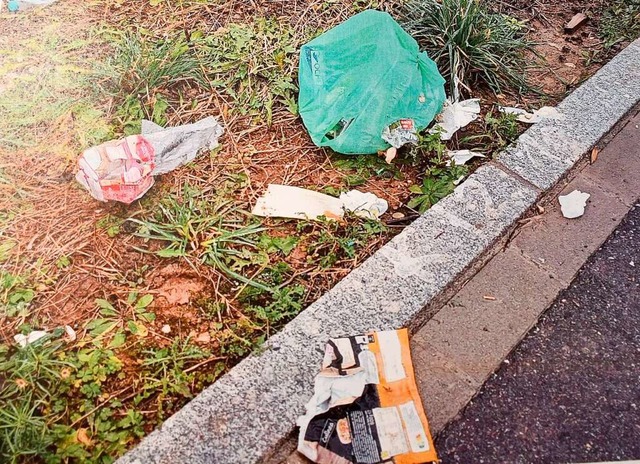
[
  {"xmin": 432, "ymin": 99, "xmax": 481, "ymax": 140},
  {"xmin": 252, "ymin": 185, "xmax": 388, "ymax": 221}
]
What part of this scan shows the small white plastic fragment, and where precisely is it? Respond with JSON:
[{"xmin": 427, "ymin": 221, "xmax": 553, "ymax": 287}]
[
  {"xmin": 14, "ymin": 330, "xmax": 48, "ymax": 347},
  {"xmin": 432, "ymin": 99, "xmax": 481, "ymax": 140},
  {"xmin": 339, "ymin": 190, "xmax": 388, "ymax": 219},
  {"xmin": 447, "ymin": 149, "xmax": 486, "ymax": 166},
  {"xmin": 64, "ymin": 325, "xmax": 77, "ymax": 342},
  {"xmin": 499, "ymin": 106, "xmax": 564, "ymax": 124},
  {"xmin": 559, "ymin": 190, "xmax": 590, "ymax": 218}
]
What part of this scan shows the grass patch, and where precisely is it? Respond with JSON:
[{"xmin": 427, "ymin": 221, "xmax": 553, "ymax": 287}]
[
  {"xmin": 599, "ymin": 0, "xmax": 640, "ymax": 49},
  {"xmin": 399, "ymin": 0, "xmax": 531, "ymax": 97},
  {"xmin": 106, "ymin": 18, "xmax": 303, "ymax": 130}
]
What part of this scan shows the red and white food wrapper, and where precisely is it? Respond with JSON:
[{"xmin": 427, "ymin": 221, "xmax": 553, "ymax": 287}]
[
  {"xmin": 76, "ymin": 116, "xmax": 224, "ymax": 204},
  {"xmin": 76, "ymin": 135, "xmax": 156, "ymax": 204}
]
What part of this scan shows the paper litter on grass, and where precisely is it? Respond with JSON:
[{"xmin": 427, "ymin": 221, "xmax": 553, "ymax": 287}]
[
  {"xmin": 297, "ymin": 328, "xmax": 437, "ymax": 464},
  {"xmin": 447, "ymin": 149, "xmax": 486, "ymax": 166},
  {"xmin": 252, "ymin": 185, "xmax": 388, "ymax": 221},
  {"xmin": 499, "ymin": 106, "xmax": 564, "ymax": 124},
  {"xmin": 432, "ymin": 98, "xmax": 480, "ymax": 140},
  {"xmin": 14, "ymin": 330, "xmax": 48, "ymax": 347}
]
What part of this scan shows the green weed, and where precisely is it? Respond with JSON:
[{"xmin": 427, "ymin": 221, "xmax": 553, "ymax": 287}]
[
  {"xmin": 408, "ymin": 164, "xmax": 467, "ymax": 213},
  {"xmin": 407, "ymin": 133, "xmax": 469, "ymax": 213},
  {"xmin": 105, "ymin": 32, "xmax": 206, "ymax": 133},
  {"xmin": 400, "ymin": 0, "xmax": 532, "ymax": 97},
  {"xmin": 301, "ymin": 215, "xmax": 387, "ymax": 269},
  {"xmin": 199, "ymin": 19, "xmax": 300, "ymax": 122},
  {"xmin": 600, "ymin": 0, "xmax": 640, "ymax": 49},
  {"xmin": 458, "ymin": 109, "xmax": 521, "ymax": 152},
  {"xmin": 1, "ymin": 271, "xmax": 36, "ymax": 318},
  {"xmin": 130, "ymin": 186, "xmax": 268, "ymax": 291},
  {"xmin": 332, "ymin": 154, "xmax": 402, "ymax": 187}
]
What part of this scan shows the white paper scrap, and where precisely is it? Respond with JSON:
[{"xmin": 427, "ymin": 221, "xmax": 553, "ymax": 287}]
[
  {"xmin": 447, "ymin": 149, "xmax": 486, "ymax": 166},
  {"xmin": 559, "ymin": 190, "xmax": 590, "ymax": 218},
  {"xmin": 432, "ymin": 99, "xmax": 481, "ymax": 140},
  {"xmin": 499, "ymin": 106, "xmax": 564, "ymax": 124},
  {"xmin": 14, "ymin": 330, "xmax": 48, "ymax": 347}
]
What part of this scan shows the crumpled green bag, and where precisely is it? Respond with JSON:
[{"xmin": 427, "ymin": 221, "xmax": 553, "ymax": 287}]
[{"xmin": 298, "ymin": 10, "xmax": 446, "ymax": 155}]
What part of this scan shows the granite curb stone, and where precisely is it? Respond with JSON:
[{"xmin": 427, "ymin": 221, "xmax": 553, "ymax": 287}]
[
  {"xmin": 118, "ymin": 39, "xmax": 640, "ymax": 464},
  {"xmin": 497, "ymin": 39, "xmax": 640, "ymax": 190}
]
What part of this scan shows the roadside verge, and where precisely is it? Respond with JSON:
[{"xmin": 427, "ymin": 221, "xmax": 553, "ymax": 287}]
[{"xmin": 118, "ymin": 38, "xmax": 640, "ymax": 464}]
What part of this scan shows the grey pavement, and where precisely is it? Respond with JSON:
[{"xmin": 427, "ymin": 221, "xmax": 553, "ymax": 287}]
[{"xmin": 434, "ymin": 203, "xmax": 640, "ymax": 464}]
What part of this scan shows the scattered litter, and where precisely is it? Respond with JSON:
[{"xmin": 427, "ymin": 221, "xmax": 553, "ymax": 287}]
[
  {"xmin": 14, "ymin": 330, "xmax": 48, "ymax": 347},
  {"xmin": 161, "ymin": 324, "xmax": 171, "ymax": 334},
  {"xmin": 432, "ymin": 99, "xmax": 481, "ymax": 140},
  {"xmin": 630, "ymin": 261, "xmax": 635, "ymax": 267},
  {"xmin": 392, "ymin": 212, "xmax": 405, "ymax": 220},
  {"xmin": 64, "ymin": 325, "xmax": 77, "ymax": 342},
  {"xmin": 447, "ymin": 149, "xmax": 486, "ymax": 166},
  {"xmin": 590, "ymin": 147, "xmax": 599, "ymax": 164},
  {"xmin": 559, "ymin": 190, "xmax": 590, "ymax": 218},
  {"xmin": 4, "ymin": 0, "xmax": 57, "ymax": 12},
  {"xmin": 382, "ymin": 119, "xmax": 419, "ymax": 149},
  {"xmin": 297, "ymin": 329, "xmax": 437, "ymax": 463},
  {"xmin": 453, "ymin": 175, "xmax": 466, "ymax": 186},
  {"xmin": 298, "ymin": 10, "xmax": 445, "ymax": 154},
  {"xmin": 499, "ymin": 106, "xmax": 564, "ymax": 124},
  {"xmin": 142, "ymin": 116, "xmax": 223, "ymax": 175},
  {"xmin": 565, "ymin": 13, "xmax": 588, "ymax": 33},
  {"xmin": 252, "ymin": 185, "xmax": 388, "ymax": 221},
  {"xmin": 76, "ymin": 117, "xmax": 223, "ymax": 204},
  {"xmin": 339, "ymin": 190, "xmax": 389, "ymax": 220},
  {"xmin": 483, "ymin": 295, "xmax": 497, "ymax": 301}
]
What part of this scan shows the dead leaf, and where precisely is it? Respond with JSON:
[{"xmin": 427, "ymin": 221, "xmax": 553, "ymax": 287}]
[
  {"xmin": 196, "ymin": 332, "xmax": 211, "ymax": 344},
  {"xmin": 76, "ymin": 428, "xmax": 92, "ymax": 446},
  {"xmin": 385, "ymin": 147, "xmax": 398, "ymax": 164},
  {"xmin": 590, "ymin": 147, "xmax": 599, "ymax": 164}
]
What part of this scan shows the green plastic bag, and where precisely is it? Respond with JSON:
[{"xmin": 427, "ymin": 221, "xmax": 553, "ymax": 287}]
[{"xmin": 298, "ymin": 10, "xmax": 446, "ymax": 155}]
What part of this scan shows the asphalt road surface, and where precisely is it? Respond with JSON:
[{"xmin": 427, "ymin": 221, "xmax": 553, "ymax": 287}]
[{"xmin": 434, "ymin": 204, "xmax": 640, "ymax": 464}]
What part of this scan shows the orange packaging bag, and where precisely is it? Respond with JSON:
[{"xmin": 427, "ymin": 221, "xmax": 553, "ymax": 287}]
[{"xmin": 297, "ymin": 329, "xmax": 437, "ymax": 464}]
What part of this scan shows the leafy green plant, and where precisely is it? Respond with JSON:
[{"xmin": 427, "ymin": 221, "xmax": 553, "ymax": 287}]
[
  {"xmin": 407, "ymin": 135, "xmax": 469, "ymax": 213},
  {"xmin": 302, "ymin": 215, "xmax": 387, "ymax": 269},
  {"xmin": 198, "ymin": 19, "xmax": 300, "ymax": 122},
  {"xmin": 105, "ymin": 32, "xmax": 205, "ymax": 132},
  {"xmin": 400, "ymin": 0, "xmax": 532, "ymax": 97},
  {"xmin": 1, "ymin": 271, "xmax": 36, "ymax": 318},
  {"xmin": 332, "ymin": 153, "xmax": 402, "ymax": 186},
  {"xmin": 459, "ymin": 109, "xmax": 521, "ymax": 152},
  {"xmin": 600, "ymin": 0, "xmax": 640, "ymax": 49},
  {"xmin": 138, "ymin": 339, "xmax": 211, "ymax": 401},
  {"xmin": 408, "ymin": 164, "xmax": 467, "ymax": 212},
  {"xmin": 130, "ymin": 186, "xmax": 268, "ymax": 291},
  {"xmin": 96, "ymin": 214, "xmax": 124, "ymax": 238}
]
